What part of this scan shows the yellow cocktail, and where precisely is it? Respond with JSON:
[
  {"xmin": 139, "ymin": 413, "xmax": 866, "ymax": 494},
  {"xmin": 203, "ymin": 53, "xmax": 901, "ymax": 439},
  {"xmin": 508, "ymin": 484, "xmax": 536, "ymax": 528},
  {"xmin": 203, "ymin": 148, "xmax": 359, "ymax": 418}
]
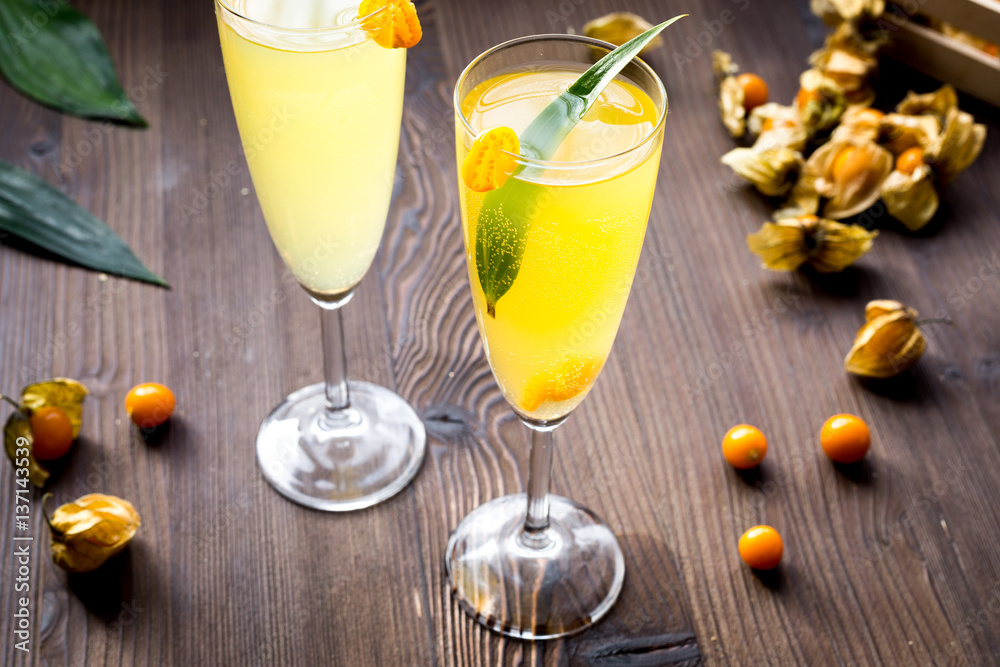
[
  {"xmin": 217, "ymin": 0, "xmax": 425, "ymax": 512},
  {"xmin": 458, "ymin": 70, "xmax": 662, "ymax": 421},
  {"xmin": 218, "ymin": 1, "xmax": 405, "ymax": 298},
  {"xmin": 446, "ymin": 34, "xmax": 669, "ymax": 640}
]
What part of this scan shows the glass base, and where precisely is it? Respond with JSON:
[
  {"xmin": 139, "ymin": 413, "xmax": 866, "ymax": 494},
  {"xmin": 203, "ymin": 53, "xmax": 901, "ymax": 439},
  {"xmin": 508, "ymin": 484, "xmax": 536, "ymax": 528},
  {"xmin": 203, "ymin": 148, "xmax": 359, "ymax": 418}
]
[
  {"xmin": 256, "ymin": 381, "xmax": 426, "ymax": 512},
  {"xmin": 445, "ymin": 493, "xmax": 625, "ymax": 639}
]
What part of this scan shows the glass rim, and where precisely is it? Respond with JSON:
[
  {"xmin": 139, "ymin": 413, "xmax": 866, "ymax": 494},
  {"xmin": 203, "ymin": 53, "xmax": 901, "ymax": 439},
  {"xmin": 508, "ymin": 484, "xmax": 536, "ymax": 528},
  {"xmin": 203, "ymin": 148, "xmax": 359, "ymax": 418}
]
[
  {"xmin": 215, "ymin": 0, "xmax": 385, "ymax": 35},
  {"xmin": 454, "ymin": 33, "xmax": 668, "ymax": 170}
]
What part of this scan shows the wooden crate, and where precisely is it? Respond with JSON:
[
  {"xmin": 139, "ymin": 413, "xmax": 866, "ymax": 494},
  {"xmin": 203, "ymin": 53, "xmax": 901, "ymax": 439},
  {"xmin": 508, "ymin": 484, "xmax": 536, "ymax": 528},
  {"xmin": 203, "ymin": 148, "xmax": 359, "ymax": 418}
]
[{"xmin": 882, "ymin": 0, "xmax": 1000, "ymax": 107}]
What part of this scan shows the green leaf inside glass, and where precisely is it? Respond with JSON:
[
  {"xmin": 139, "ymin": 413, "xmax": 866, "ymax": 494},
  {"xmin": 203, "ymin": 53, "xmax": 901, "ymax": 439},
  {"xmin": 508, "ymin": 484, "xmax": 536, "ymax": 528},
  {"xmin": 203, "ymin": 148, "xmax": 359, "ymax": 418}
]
[{"xmin": 474, "ymin": 15, "xmax": 684, "ymax": 318}]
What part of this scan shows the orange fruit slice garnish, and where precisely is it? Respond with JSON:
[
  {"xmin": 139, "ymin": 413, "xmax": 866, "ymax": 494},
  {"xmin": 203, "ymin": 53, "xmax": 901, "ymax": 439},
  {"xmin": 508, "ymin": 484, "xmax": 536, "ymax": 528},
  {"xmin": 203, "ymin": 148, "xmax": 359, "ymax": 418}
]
[
  {"xmin": 358, "ymin": 0, "xmax": 422, "ymax": 49},
  {"xmin": 461, "ymin": 127, "xmax": 520, "ymax": 193},
  {"xmin": 520, "ymin": 355, "xmax": 604, "ymax": 413}
]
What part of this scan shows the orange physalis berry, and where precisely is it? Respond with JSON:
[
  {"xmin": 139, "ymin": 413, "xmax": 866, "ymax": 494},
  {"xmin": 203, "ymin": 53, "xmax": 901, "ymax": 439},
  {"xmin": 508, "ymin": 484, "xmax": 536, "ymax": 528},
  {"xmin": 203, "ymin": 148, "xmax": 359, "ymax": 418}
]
[
  {"xmin": 461, "ymin": 127, "xmax": 520, "ymax": 193},
  {"xmin": 820, "ymin": 414, "xmax": 870, "ymax": 463},
  {"xmin": 796, "ymin": 87, "xmax": 821, "ymax": 110},
  {"xmin": 520, "ymin": 356, "xmax": 603, "ymax": 413},
  {"xmin": 895, "ymin": 147, "xmax": 925, "ymax": 176},
  {"xmin": 722, "ymin": 424, "xmax": 768, "ymax": 469},
  {"xmin": 29, "ymin": 405, "xmax": 74, "ymax": 461},
  {"xmin": 831, "ymin": 145, "xmax": 874, "ymax": 185},
  {"xmin": 125, "ymin": 383, "xmax": 176, "ymax": 429},
  {"xmin": 358, "ymin": 0, "xmax": 422, "ymax": 49},
  {"xmin": 739, "ymin": 525, "xmax": 784, "ymax": 570},
  {"xmin": 736, "ymin": 73, "xmax": 768, "ymax": 112}
]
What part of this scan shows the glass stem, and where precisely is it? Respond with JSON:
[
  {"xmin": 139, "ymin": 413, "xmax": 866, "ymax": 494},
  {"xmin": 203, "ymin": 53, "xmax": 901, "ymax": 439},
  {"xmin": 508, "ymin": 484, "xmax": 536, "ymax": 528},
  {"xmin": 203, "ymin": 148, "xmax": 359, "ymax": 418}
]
[
  {"xmin": 319, "ymin": 303, "xmax": 350, "ymax": 413},
  {"xmin": 521, "ymin": 421, "xmax": 559, "ymax": 547}
]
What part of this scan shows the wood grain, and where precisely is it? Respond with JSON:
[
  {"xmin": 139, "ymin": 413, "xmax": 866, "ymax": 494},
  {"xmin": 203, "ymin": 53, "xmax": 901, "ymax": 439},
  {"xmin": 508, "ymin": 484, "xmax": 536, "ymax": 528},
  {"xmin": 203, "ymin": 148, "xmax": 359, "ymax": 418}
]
[{"xmin": 2, "ymin": 0, "xmax": 1000, "ymax": 664}]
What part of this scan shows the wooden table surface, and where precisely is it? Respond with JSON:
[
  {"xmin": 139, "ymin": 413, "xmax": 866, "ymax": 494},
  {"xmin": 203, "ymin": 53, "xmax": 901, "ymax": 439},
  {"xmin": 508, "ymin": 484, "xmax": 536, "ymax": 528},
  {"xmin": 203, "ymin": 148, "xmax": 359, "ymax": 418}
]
[{"xmin": 3, "ymin": 0, "xmax": 1000, "ymax": 664}]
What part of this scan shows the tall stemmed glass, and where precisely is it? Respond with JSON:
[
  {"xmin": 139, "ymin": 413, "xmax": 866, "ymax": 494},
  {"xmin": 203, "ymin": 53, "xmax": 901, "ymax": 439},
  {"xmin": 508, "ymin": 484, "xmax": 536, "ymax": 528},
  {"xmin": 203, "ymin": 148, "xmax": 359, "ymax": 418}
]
[
  {"xmin": 217, "ymin": 0, "xmax": 425, "ymax": 511},
  {"xmin": 447, "ymin": 35, "xmax": 667, "ymax": 638}
]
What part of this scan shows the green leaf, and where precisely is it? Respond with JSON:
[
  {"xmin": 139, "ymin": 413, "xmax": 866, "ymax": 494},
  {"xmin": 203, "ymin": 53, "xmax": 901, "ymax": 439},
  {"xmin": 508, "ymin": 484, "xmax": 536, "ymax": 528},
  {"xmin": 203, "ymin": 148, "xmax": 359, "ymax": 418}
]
[
  {"xmin": 475, "ymin": 15, "xmax": 685, "ymax": 317},
  {"xmin": 0, "ymin": 0, "xmax": 146, "ymax": 125},
  {"xmin": 0, "ymin": 160, "xmax": 167, "ymax": 286}
]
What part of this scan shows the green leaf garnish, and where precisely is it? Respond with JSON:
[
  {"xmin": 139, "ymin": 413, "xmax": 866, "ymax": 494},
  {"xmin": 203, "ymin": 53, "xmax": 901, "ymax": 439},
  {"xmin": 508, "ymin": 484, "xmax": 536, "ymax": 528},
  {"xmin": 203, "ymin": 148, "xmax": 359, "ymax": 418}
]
[
  {"xmin": 0, "ymin": 160, "xmax": 167, "ymax": 286},
  {"xmin": 0, "ymin": 0, "xmax": 146, "ymax": 125},
  {"xmin": 475, "ymin": 15, "xmax": 684, "ymax": 318}
]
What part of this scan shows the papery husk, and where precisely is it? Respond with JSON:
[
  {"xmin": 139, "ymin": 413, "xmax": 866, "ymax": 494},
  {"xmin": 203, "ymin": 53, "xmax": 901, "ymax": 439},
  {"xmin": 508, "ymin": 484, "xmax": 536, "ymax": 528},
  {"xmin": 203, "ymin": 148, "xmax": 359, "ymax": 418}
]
[
  {"xmin": 747, "ymin": 215, "xmax": 877, "ymax": 272},
  {"xmin": 844, "ymin": 300, "xmax": 925, "ymax": 378},
  {"xmin": 896, "ymin": 84, "xmax": 958, "ymax": 121},
  {"xmin": 3, "ymin": 378, "xmax": 89, "ymax": 487},
  {"xmin": 925, "ymin": 108, "xmax": 986, "ymax": 183},
  {"xmin": 713, "ymin": 50, "xmax": 745, "ymax": 138},
  {"xmin": 749, "ymin": 104, "xmax": 810, "ymax": 152},
  {"xmin": 583, "ymin": 13, "xmax": 663, "ymax": 54},
  {"xmin": 21, "ymin": 378, "xmax": 88, "ymax": 437},
  {"xmin": 881, "ymin": 165, "xmax": 939, "ymax": 231},
  {"xmin": 809, "ymin": 24, "xmax": 880, "ymax": 106},
  {"xmin": 832, "ymin": 106, "xmax": 884, "ymax": 144},
  {"xmin": 721, "ymin": 147, "xmax": 803, "ymax": 197},
  {"xmin": 811, "ymin": 0, "xmax": 885, "ymax": 26},
  {"xmin": 3, "ymin": 411, "xmax": 47, "ymax": 486},
  {"xmin": 879, "ymin": 113, "xmax": 940, "ymax": 154},
  {"xmin": 798, "ymin": 69, "xmax": 847, "ymax": 135},
  {"xmin": 774, "ymin": 168, "xmax": 821, "ymax": 219},
  {"xmin": 44, "ymin": 493, "xmax": 141, "ymax": 573},
  {"xmin": 810, "ymin": 139, "xmax": 894, "ymax": 218}
]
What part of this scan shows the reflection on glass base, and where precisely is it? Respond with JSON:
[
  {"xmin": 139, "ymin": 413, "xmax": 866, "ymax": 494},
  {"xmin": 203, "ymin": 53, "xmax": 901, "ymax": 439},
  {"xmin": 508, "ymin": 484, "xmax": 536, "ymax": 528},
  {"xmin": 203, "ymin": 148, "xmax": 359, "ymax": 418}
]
[
  {"xmin": 445, "ymin": 493, "xmax": 625, "ymax": 640},
  {"xmin": 256, "ymin": 381, "xmax": 426, "ymax": 512}
]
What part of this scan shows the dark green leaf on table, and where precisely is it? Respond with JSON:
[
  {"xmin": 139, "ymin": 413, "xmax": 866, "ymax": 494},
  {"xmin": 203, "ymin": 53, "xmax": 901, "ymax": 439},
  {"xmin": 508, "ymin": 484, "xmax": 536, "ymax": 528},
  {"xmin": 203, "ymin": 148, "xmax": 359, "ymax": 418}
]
[
  {"xmin": 0, "ymin": 160, "xmax": 167, "ymax": 286},
  {"xmin": 0, "ymin": 0, "xmax": 147, "ymax": 125}
]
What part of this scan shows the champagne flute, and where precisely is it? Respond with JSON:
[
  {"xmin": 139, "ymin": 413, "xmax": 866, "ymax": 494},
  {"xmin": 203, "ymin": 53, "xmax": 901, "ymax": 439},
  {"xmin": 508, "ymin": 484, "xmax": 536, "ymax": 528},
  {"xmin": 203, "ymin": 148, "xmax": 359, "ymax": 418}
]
[
  {"xmin": 447, "ymin": 35, "xmax": 667, "ymax": 638},
  {"xmin": 217, "ymin": 0, "xmax": 425, "ymax": 511}
]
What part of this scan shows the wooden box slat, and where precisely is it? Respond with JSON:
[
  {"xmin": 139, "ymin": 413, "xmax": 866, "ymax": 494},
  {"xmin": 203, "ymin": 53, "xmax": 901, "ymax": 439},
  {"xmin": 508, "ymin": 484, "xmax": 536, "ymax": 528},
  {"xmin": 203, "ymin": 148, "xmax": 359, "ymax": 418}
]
[
  {"xmin": 915, "ymin": 0, "xmax": 1000, "ymax": 38},
  {"xmin": 884, "ymin": 18, "xmax": 1000, "ymax": 107}
]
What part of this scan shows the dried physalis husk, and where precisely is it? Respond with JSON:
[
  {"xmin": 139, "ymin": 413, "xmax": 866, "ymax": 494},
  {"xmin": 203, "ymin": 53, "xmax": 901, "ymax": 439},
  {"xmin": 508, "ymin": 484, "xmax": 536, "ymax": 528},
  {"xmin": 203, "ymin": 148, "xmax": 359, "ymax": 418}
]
[
  {"xmin": 747, "ymin": 215, "xmax": 877, "ymax": 272},
  {"xmin": 925, "ymin": 108, "xmax": 987, "ymax": 183},
  {"xmin": 831, "ymin": 106, "xmax": 885, "ymax": 144},
  {"xmin": 879, "ymin": 112, "xmax": 940, "ymax": 154},
  {"xmin": 881, "ymin": 165, "xmax": 939, "ymax": 231},
  {"xmin": 809, "ymin": 138, "xmax": 893, "ymax": 218},
  {"xmin": 774, "ymin": 166, "xmax": 821, "ymax": 220},
  {"xmin": 44, "ymin": 493, "xmax": 141, "ymax": 573},
  {"xmin": 713, "ymin": 50, "xmax": 745, "ymax": 138},
  {"xmin": 809, "ymin": 23, "xmax": 880, "ymax": 106},
  {"xmin": 797, "ymin": 69, "xmax": 847, "ymax": 135},
  {"xmin": 3, "ymin": 378, "xmax": 89, "ymax": 487},
  {"xmin": 749, "ymin": 103, "xmax": 809, "ymax": 152},
  {"xmin": 811, "ymin": 0, "xmax": 885, "ymax": 26},
  {"xmin": 721, "ymin": 147, "xmax": 803, "ymax": 197},
  {"xmin": 896, "ymin": 84, "xmax": 958, "ymax": 121},
  {"xmin": 583, "ymin": 13, "xmax": 663, "ymax": 54},
  {"xmin": 844, "ymin": 300, "xmax": 925, "ymax": 378}
]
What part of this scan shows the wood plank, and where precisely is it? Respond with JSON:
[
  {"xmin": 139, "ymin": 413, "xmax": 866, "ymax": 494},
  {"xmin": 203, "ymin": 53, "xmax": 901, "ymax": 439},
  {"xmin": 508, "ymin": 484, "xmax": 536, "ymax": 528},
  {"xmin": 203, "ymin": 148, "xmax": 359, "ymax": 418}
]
[{"xmin": 0, "ymin": 0, "xmax": 999, "ymax": 664}]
